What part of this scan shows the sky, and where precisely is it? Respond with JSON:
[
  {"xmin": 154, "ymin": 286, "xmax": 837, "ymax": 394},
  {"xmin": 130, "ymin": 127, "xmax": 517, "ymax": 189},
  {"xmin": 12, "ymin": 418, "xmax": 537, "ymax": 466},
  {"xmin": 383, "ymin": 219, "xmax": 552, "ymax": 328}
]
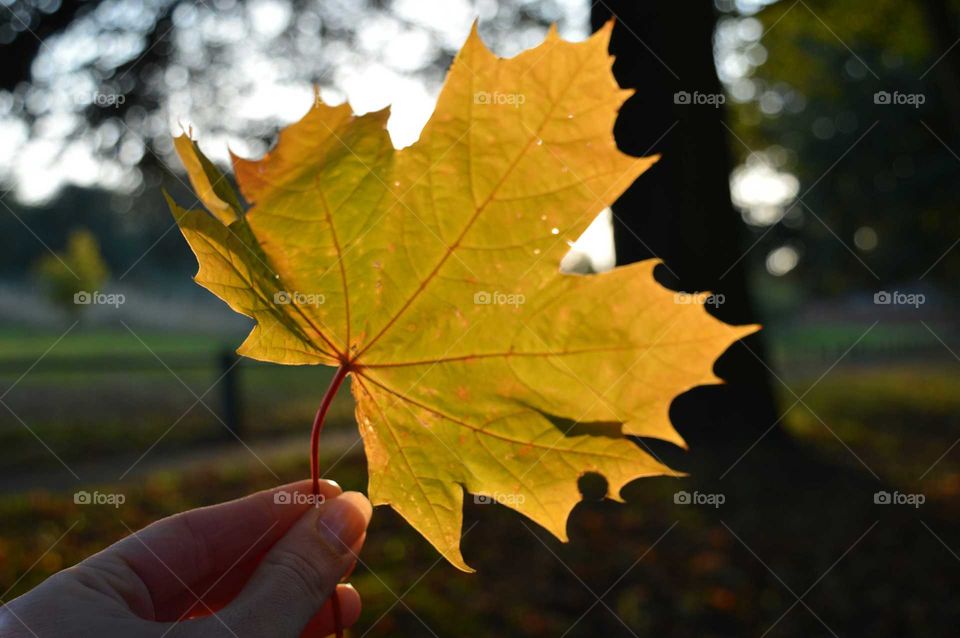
[{"xmin": 0, "ymin": 0, "xmax": 797, "ymax": 274}]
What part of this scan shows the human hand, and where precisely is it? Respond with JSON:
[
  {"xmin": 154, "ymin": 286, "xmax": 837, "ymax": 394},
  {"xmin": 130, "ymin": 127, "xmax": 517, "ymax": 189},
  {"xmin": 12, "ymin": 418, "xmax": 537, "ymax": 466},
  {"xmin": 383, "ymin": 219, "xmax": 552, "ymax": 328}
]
[{"xmin": 0, "ymin": 480, "xmax": 372, "ymax": 637}]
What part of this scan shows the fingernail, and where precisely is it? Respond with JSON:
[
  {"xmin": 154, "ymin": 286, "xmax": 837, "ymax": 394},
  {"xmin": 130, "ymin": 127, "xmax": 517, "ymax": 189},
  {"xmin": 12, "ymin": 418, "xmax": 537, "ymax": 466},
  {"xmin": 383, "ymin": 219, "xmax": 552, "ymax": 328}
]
[
  {"xmin": 322, "ymin": 479, "xmax": 342, "ymax": 494},
  {"xmin": 316, "ymin": 493, "xmax": 369, "ymax": 549}
]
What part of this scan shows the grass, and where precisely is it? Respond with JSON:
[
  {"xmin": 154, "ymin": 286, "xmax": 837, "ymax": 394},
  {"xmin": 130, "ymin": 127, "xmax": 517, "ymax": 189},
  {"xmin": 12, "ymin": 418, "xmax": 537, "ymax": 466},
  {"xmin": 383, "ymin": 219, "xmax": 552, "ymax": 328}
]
[
  {"xmin": 0, "ymin": 331, "xmax": 348, "ymax": 473},
  {"xmin": 777, "ymin": 363, "xmax": 960, "ymax": 497},
  {"xmin": 0, "ymin": 326, "xmax": 230, "ymax": 358},
  {"xmin": 3, "ymin": 430, "xmax": 959, "ymax": 637},
  {"xmin": 3, "ymin": 328, "xmax": 960, "ymax": 635}
]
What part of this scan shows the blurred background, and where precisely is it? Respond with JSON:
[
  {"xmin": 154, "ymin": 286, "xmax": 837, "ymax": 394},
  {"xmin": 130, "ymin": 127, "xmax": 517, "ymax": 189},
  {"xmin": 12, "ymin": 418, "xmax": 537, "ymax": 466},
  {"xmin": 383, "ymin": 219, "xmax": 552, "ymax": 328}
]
[{"xmin": 1, "ymin": 0, "xmax": 959, "ymax": 635}]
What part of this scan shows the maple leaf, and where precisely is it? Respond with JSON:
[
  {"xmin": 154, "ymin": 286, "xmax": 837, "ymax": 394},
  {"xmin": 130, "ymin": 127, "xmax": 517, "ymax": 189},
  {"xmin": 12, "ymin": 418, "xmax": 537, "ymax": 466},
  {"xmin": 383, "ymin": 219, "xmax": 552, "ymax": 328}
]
[{"xmin": 167, "ymin": 22, "xmax": 756, "ymax": 571}]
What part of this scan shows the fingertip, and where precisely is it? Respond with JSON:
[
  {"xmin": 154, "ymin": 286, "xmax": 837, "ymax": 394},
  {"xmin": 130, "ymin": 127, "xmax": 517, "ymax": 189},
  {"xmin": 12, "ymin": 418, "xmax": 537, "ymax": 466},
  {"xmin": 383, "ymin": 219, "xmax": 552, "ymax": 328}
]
[
  {"xmin": 279, "ymin": 478, "xmax": 342, "ymax": 498},
  {"xmin": 267, "ymin": 480, "xmax": 342, "ymax": 515},
  {"xmin": 321, "ymin": 479, "xmax": 342, "ymax": 495},
  {"xmin": 299, "ymin": 584, "xmax": 362, "ymax": 637},
  {"xmin": 337, "ymin": 491, "xmax": 373, "ymax": 524},
  {"xmin": 336, "ymin": 583, "xmax": 362, "ymax": 624},
  {"xmin": 314, "ymin": 493, "xmax": 371, "ymax": 553}
]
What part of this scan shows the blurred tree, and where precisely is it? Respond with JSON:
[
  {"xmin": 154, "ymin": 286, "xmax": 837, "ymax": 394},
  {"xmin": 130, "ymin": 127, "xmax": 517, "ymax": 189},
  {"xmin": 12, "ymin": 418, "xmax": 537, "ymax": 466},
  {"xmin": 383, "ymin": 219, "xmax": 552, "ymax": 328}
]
[
  {"xmin": 0, "ymin": 0, "xmax": 102, "ymax": 92},
  {"xmin": 591, "ymin": 2, "xmax": 781, "ymax": 452},
  {"xmin": 0, "ymin": 0, "xmax": 579, "ymax": 185},
  {"xmin": 725, "ymin": 0, "xmax": 960, "ymax": 295},
  {"xmin": 33, "ymin": 227, "xmax": 109, "ymax": 317},
  {"xmin": 0, "ymin": 0, "xmax": 580, "ymax": 278}
]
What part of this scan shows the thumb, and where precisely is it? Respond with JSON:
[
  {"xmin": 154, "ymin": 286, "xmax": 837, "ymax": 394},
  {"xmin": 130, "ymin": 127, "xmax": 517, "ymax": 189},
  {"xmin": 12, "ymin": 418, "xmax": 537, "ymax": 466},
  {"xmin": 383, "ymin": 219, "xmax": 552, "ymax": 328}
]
[{"xmin": 214, "ymin": 492, "xmax": 371, "ymax": 637}]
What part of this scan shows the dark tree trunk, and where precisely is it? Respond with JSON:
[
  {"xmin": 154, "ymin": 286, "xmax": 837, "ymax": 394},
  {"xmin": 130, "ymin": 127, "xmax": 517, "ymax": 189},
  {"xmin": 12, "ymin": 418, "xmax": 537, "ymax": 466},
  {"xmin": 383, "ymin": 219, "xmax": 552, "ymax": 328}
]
[{"xmin": 591, "ymin": 2, "xmax": 782, "ymax": 456}]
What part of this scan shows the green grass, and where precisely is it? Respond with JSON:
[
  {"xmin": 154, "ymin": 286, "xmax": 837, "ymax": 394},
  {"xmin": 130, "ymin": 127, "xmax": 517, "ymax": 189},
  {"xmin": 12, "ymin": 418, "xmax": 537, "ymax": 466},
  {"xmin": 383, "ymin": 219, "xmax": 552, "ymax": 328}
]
[
  {"xmin": 3, "ymin": 327, "xmax": 960, "ymax": 635},
  {"xmin": 0, "ymin": 326, "xmax": 232, "ymax": 358},
  {"xmin": 765, "ymin": 320, "xmax": 951, "ymax": 368},
  {"xmin": 779, "ymin": 363, "xmax": 960, "ymax": 495},
  {"xmin": 0, "ymin": 328, "xmax": 348, "ymax": 473}
]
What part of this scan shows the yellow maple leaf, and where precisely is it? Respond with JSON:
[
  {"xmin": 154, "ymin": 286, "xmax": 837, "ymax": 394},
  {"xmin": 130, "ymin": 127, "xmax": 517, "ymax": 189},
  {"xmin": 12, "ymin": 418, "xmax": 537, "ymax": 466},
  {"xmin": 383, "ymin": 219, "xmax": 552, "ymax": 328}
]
[{"xmin": 167, "ymin": 22, "xmax": 756, "ymax": 571}]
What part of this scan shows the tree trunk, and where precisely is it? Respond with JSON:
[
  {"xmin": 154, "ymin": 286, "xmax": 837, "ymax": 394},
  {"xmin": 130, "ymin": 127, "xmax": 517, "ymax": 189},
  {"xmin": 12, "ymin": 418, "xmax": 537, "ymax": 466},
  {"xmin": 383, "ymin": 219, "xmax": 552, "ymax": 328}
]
[{"xmin": 591, "ymin": 1, "xmax": 782, "ymax": 455}]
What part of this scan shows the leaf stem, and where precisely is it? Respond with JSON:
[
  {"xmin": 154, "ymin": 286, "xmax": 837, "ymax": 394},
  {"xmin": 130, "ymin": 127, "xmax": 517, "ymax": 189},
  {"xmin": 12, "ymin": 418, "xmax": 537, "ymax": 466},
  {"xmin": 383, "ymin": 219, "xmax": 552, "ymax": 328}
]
[
  {"xmin": 309, "ymin": 362, "xmax": 349, "ymax": 638},
  {"xmin": 310, "ymin": 364, "xmax": 349, "ymax": 497}
]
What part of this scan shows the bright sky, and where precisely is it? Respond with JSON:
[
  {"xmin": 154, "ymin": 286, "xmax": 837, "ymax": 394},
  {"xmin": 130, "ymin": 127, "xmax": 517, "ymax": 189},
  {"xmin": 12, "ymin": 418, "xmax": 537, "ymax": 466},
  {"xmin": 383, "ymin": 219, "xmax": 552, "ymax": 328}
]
[{"xmin": 1, "ymin": 0, "xmax": 797, "ymax": 274}]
